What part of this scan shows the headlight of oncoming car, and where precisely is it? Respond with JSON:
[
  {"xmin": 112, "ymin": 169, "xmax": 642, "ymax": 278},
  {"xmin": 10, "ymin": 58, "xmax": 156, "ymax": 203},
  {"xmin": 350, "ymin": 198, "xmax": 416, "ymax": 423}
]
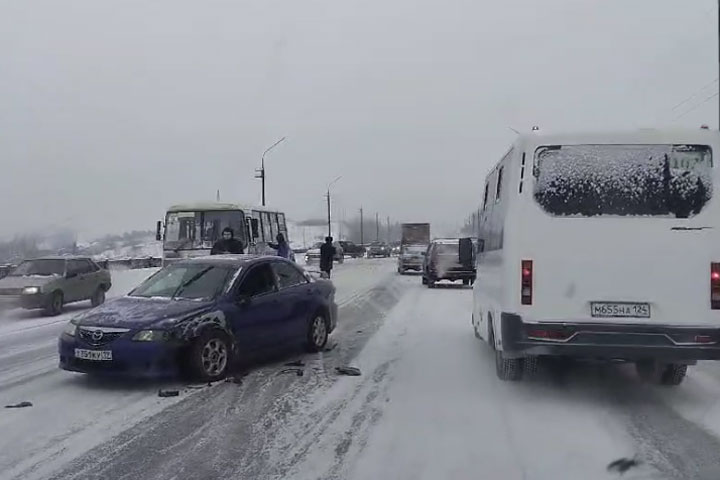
[
  {"xmin": 22, "ymin": 286, "xmax": 40, "ymax": 295},
  {"xmin": 62, "ymin": 322, "xmax": 77, "ymax": 337},
  {"xmin": 132, "ymin": 330, "xmax": 169, "ymax": 342}
]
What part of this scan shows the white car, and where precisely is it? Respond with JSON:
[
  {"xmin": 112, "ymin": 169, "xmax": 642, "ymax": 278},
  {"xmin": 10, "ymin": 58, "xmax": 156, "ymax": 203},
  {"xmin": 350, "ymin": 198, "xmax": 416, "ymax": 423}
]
[
  {"xmin": 304, "ymin": 242, "xmax": 344, "ymax": 265},
  {"xmin": 472, "ymin": 128, "xmax": 720, "ymax": 385}
]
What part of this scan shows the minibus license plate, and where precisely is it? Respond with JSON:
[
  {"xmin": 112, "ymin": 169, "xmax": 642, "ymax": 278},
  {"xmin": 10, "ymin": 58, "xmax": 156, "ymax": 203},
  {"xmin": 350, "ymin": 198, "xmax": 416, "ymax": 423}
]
[
  {"xmin": 74, "ymin": 349, "xmax": 112, "ymax": 361},
  {"xmin": 591, "ymin": 302, "xmax": 650, "ymax": 318}
]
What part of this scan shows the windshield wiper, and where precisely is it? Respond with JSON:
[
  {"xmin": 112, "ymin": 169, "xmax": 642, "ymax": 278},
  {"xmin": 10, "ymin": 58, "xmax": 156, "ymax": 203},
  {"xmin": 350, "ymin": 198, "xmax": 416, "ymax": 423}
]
[{"xmin": 171, "ymin": 267, "xmax": 213, "ymax": 299}]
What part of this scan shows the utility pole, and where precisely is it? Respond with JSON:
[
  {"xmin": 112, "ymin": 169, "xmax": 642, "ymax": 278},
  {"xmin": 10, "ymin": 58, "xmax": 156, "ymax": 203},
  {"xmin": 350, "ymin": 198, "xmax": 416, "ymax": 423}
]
[
  {"xmin": 216, "ymin": 189, "xmax": 220, "ymax": 202},
  {"xmin": 718, "ymin": 0, "xmax": 720, "ymax": 127},
  {"xmin": 360, "ymin": 207, "xmax": 364, "ymax": 245},
  {"xmin": 375, "ymin": 212, "xmax": 379, "ymax": 241},
  {"xmin": 387, "ymin": 216, "xmax": 390, "ymax": 243},
  {"xmin": 256, "ymin": 137, "xmax": 286, "ymax": 206},
  {"xmin": 326, "ymin": 176, "xmax": 342, "ymax": 238}
]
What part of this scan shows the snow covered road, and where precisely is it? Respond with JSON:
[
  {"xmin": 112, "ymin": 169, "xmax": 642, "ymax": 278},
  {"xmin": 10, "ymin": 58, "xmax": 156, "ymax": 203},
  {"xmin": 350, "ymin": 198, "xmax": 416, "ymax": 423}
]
[{"xmin": 4, "ymin": 261, "xmax": 720, "ymax": 479}]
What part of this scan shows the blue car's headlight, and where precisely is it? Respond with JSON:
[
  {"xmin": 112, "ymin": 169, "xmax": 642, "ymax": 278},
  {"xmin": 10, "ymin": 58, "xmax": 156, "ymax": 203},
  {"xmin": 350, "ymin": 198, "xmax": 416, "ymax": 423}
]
[
  {"xmin": 132, "ymin": 330, "xmax": 169, "ymax": 342},
  {"xmin": 62, "ymin": 322, "xmax": 77, "ymax": 337}
]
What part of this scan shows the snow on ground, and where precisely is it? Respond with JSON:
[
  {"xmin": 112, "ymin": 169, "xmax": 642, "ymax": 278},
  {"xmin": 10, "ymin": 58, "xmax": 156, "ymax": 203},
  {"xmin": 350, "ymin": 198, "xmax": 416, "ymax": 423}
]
[{"xmin": 0, "ymin": 259, "xmax": 396, "ymax": 480}]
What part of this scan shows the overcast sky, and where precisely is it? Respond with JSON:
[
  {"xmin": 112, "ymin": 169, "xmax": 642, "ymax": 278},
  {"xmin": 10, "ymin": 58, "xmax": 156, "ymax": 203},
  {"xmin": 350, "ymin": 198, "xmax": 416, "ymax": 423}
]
[{"xmin": 1, "ymin": 0, "xmax": 717, "ymax": 239}]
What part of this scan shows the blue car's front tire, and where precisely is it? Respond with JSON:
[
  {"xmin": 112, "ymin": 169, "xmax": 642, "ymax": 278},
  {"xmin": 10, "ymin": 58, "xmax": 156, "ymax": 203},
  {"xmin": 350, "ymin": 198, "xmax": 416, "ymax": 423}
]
[
  {"xmin": 306, "ymin": 313, "xmax": 329, "ymax": 352},
  {"xmin": 188, "ymin": 330, "xmax": 231, "ymax": 381}
]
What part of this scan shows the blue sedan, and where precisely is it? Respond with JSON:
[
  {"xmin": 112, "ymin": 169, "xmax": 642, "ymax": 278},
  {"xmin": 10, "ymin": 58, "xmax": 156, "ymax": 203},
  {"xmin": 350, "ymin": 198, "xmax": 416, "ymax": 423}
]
[{"xmin": 58, "ymin": 255, "xmax": 338, "ymax": 381}]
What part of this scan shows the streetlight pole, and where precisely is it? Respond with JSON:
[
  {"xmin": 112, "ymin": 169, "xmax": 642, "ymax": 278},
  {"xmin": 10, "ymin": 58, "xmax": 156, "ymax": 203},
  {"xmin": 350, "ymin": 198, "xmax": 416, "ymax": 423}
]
[
  {"xmin": 326, "ymin": 176, "xmax": 342, "ymax": 237},
  {"xmin": 256, "ymin": 137, "xmax": 286, "ymax": 206}
]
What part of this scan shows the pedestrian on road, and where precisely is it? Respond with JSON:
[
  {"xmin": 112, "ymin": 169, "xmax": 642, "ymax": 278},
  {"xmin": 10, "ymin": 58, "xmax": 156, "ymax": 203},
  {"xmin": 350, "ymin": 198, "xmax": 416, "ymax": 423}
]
[
  {"xmin": 269, "ymin": 233, "xmax": 291, "ymax": 259},
  {"xmin": 210, "ymin": 227, "xmax": 244, "ymax": 255},
  {"xmin": 320, "ymin": 236, "xmax": 336, "ymax": 278}
]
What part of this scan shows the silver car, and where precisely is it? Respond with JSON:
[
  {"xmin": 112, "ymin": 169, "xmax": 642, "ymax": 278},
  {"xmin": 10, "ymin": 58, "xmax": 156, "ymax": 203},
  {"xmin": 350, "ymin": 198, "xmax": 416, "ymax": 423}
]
[{"xmin": 0, "ymin": 256, "xmax": 112, "ymax": 315}]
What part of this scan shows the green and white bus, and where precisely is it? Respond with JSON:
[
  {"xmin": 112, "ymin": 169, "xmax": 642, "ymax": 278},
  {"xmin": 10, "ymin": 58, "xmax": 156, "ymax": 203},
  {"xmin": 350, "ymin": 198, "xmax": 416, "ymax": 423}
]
[{"xmin": 156, "ymin": 202, "xmax": 291, "ymax": 263}]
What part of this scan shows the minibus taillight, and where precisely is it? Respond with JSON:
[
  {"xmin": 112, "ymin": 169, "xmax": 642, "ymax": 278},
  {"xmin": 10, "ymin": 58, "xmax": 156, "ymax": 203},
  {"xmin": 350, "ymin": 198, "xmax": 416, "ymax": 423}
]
[
  {"xmin": 521, "ymin": 260, "xmax": 533, "ymax": 305},
  {"xmin": 712, "ymin": 263, "xmax": 720, "ymax": 310}
]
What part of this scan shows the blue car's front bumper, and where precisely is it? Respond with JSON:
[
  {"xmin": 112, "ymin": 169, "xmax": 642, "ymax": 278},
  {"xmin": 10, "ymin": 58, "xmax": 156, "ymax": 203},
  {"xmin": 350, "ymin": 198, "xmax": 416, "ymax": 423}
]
[{"xmin": 58, "ymin": 334, "xmax": 183, "ymax": 378}]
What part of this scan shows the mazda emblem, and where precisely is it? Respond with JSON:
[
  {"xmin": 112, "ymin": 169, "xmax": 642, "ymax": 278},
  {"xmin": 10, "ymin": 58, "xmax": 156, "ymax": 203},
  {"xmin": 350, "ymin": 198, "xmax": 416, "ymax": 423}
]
[{"xmin": 91, "ymin": 330, "xmax": 104, "ymax": 341}]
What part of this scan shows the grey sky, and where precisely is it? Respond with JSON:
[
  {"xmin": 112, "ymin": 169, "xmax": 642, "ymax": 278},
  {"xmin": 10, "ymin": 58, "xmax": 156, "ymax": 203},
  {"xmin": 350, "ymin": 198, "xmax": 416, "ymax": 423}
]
[{"xmin": 1, "ymin": 0, "xmax": 717, "ymax": 239}]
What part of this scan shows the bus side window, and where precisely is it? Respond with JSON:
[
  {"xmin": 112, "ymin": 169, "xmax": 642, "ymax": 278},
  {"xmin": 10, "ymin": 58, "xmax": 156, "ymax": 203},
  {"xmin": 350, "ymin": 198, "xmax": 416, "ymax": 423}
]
[
  {"xmin": 261, "ymin": 212, "xmax": 272, "ymax": 243},
  {"xmin": 278, "ymin": 213, "xmax": 287, "ymax": 236},
  {"xmin": 269, "ymin": 212, "xmax": 278, "ymax": 240}
]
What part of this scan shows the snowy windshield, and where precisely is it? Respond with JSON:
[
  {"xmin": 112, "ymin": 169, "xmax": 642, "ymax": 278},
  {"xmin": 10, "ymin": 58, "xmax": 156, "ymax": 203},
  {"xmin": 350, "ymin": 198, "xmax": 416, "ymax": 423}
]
[
  {"xmin": 129, "ymin": 264, "xmax": 236, "ymax": 300},
  {"xmin": 10, "ymin": 259, "xmax": 65, "ymax": 276},
  {"xmin": 403, "ymin": 245, "xmax": 426, "ymax": 254},
  {"xmin": 435, "ymin": 244, "xmax": 458, "ymax": 255},
  {"xmin": 533, "ymin": 144, "xmax": 713, "ymax": 218},
  {"xmin": 164, "ymin": 210, "xmax": 246, "ymax": 250}
]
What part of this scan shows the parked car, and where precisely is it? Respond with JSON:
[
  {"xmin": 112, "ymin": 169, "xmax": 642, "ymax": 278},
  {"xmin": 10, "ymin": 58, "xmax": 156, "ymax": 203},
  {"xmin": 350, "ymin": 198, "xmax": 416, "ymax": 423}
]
[
  {"xmin": 0, "ymin": 256, "xmax": 111, "ymax": 315},
  {"xmin": 422, "ymin": 238, "xmax": 476, "ymax": 287},
  {"xmin": 365, "ymin": 242, "xmax": 391, "ymax": 258},
  {"xmin": 304, "ymin": 242, "xmax": 344, "ymax": 264},
  {"xmin": 58, "ymin": 255, "xmax": 337, "ymax": 380},
  {"xmin": 338, "ymin": 241, "xmax": 365, "ymax": 258},
  {"xmin": 397, "ymin": 244, "xmax": 427, "ymax": 273}
]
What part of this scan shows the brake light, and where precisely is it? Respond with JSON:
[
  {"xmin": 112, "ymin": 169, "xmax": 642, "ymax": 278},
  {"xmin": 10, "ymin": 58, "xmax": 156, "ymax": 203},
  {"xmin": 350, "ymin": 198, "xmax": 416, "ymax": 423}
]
[
  {"xmin": 712, "ymin": 263, "xmax": 720, "ymax": 310},
  {"xmin": 521, "ymin": 260, "xmax": 533, "ymax": 305},
  {"xmin": 527, "ymin": 328, "xmax": 569, "ymax": 341}
]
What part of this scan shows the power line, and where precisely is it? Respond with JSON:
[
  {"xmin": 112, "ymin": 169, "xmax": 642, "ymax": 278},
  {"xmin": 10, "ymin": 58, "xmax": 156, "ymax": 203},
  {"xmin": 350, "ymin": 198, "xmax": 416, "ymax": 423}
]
[
  {"xmin": 670, "ymin": 77, "xmax": 718, "ymax": 112},
  {"xmin": 673, "ymin": 90, "xmax": 720, "ymax": 120}
]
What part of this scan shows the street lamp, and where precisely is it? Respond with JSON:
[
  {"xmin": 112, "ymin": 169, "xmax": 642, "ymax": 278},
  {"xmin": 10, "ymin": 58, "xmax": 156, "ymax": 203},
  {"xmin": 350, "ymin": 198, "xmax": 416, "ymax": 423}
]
[
  {"xmin": 255, "ymin": 136, "xmax": 286, "ymax": 206},
  {"xmin": 326, "ymin": 176, "xmax": 342, "ymax": 237}
]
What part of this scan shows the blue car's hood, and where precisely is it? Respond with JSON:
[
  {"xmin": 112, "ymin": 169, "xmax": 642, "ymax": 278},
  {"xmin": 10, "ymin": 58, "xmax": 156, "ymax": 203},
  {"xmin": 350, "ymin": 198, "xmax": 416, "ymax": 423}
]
[{"xmin": 73, "ymin": 296, "xmax": 216, "ymax": 329}]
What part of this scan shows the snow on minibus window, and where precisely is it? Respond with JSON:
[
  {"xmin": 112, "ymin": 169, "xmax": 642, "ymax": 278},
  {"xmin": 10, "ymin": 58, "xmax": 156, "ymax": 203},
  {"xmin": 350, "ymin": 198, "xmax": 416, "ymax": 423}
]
[{"xmin": 533, "ymin": 144, "xmax": 713, "ymax": 218}]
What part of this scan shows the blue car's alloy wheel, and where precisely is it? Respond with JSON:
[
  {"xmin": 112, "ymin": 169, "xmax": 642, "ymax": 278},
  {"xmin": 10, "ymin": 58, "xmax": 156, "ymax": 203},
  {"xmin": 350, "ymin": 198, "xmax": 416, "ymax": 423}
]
[
  {"xmin": 190, "ymin": 330, "xmax": 230, "ymax": 381},
  {"xmin": 307, "ymin": 314, "xmax": 328, "ymax": 352}
]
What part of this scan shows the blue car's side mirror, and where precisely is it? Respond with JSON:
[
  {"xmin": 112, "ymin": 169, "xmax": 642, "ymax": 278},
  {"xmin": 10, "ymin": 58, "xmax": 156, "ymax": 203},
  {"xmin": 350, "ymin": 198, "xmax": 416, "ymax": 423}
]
[{"xmin": 237, "ymin": 295, "xmax": 252, "ymax": 307}]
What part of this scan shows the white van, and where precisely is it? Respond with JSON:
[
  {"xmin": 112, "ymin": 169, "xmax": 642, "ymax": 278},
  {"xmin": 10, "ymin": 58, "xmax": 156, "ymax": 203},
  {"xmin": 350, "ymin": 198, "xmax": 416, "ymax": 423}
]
[{"xmin": 472, "ymin": 129, "xmax": 720, "ymax": 385}]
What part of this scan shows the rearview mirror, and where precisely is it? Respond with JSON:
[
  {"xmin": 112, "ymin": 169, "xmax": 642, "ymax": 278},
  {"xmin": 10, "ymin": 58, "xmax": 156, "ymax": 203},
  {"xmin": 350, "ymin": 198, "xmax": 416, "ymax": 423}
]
[
  {"xmin": 156, "ymin": 220, "xmax": 162, "ymax": 241},
  {"xmin": 459, "ymin": 237, "xmax": 473, "ymax": 266},
  {"xmin": 250, "ymin": 219, "xmax": 260, "ymax": 239}
]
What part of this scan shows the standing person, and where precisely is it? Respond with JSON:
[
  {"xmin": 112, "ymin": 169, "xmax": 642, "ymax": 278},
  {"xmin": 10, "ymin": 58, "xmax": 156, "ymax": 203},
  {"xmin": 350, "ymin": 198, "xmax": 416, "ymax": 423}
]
[
  {"xmin": 210, "ymin": 227, "xmax": 244, "ymax": 255},
  {"xmin": 269, "ymin": 233, "xmax": 291, "ymax": 259},
  {"xmin": 319, "ymin": 236, "xmax": 336, "ymax": 278}
]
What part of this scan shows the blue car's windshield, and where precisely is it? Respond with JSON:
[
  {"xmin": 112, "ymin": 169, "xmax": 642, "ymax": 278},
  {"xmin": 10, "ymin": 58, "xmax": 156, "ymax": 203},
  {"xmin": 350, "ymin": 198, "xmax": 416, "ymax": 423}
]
[{"xmin": 129, "ymin": 264, "xmax": 237, "ymax": 300}]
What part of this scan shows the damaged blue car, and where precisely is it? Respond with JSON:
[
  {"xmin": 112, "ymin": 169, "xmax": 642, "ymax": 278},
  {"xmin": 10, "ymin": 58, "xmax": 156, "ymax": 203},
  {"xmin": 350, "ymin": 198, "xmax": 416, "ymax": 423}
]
[{"xmin": 58, "ymin": 255, "xmax": 337, "ymax": 380}]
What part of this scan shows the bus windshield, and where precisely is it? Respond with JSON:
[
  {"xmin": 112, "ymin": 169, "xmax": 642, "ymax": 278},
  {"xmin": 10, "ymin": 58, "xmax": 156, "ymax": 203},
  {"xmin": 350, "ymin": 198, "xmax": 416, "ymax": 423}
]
[
  {"xmin": 164, "ymin": 210, "xmax": 246, "ymax": 250},
  {"xmin": 533, "ymin": 144, "xmax": 713, "ymax": 218}
]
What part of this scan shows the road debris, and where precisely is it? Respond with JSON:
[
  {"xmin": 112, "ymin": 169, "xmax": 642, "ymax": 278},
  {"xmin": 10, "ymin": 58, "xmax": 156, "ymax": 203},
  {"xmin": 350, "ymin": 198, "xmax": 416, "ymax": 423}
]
[
  {"xmin": 335, "ymin": 366, "xmax": 361, "ymax": 376},
  {"xmin": 5, "ymin": 401, "xmax": 32, "ymax": 409},
  {"xmin": 278, "ymin": 368, "xmax": 304, "ymax": 377},
  {"xmin": 606, "ymin": 457, "xmax": 641, "ymax": 475},
  {"xmin": 284, "ymin": 360, "xmax": 305, "ymax": 367},
  {"xmin": 158, "ymin": 389, "xmax": 180, "ymax": 398}
]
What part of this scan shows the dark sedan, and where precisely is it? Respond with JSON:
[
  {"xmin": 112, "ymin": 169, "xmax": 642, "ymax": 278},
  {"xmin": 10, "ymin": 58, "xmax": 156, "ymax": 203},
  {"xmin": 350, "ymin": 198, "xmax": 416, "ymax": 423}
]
[{"xmin": 59, "ymin": 255, "xmax": 337, "ymax": 380}]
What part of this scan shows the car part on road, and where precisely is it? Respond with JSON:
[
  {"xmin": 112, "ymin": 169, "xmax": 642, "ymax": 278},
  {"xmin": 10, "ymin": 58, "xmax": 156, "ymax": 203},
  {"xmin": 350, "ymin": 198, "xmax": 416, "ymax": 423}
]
[
  {"xmin": 44, "ymin": 291, "xmax": 63, "ymax": 316},
  {"xmin": 306, "ymin": 313, "xmax": 329, "ymax": 352},
  {"xmin": 91, "ymin": 287, "xmax": 106, "ymax": 307},
  {"xmin": 284, "ymin": 360, "xmax": 305, "ymax": 367},
  {"xmin": 335, "ymin": 366, "xmax": 361, "ymax": 376},
  {"xmin": 278, "ymin": 368, "xmax": 304, "ymax": 376},
  {"xmin": 189, "ymin": 330, "xmax": 231, "ymax": 381},
  {"xmin": 158, "ymin": 389, "xmax": 180, "ymax": 397},
  {"xmin": 606, "ymin": 457, "xmax": 642, "ymax": 474},
  {"xmin": 5, "ymin": 401, "xmax": 33, "ymax": 408}
]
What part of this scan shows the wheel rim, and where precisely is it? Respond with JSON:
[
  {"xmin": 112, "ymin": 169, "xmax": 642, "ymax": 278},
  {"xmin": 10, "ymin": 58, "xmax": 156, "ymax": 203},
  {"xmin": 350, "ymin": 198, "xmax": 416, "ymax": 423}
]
[
  {"xmin": 311, "ymin": 316, "xmax": 327, "ymax": 347},
  {"xmin": 201, "ymin": 338, "xmax": 228, "ymax": 376}
]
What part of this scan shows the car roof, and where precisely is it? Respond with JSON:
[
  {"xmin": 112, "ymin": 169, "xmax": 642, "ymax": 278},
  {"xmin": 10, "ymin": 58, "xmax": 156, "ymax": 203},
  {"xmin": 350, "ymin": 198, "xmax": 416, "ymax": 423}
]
[
  {"xmin": 25, "ymin": 255, "xmax": 92, "ymax": 261},
  {"xmin": 432, "ymin": 238, "xmax": 460, "ymax": 244},
  {"xmin": 173, "ymin": 254, "xmax": 287, "ymax": 267}
]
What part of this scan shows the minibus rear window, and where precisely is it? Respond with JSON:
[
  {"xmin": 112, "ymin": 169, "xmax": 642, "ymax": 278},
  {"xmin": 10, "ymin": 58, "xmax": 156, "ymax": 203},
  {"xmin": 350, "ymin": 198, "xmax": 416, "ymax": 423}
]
[{"xmin": 533, "ymin": 144, "xmax": 713, "ymax": 218}]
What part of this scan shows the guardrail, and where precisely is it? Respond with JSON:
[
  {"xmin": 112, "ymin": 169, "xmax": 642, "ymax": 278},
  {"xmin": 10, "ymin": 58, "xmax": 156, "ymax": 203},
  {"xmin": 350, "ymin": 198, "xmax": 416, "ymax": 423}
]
[{"xmin": 0, "ymin": 257, "xmax": 163, "ymax": 279}]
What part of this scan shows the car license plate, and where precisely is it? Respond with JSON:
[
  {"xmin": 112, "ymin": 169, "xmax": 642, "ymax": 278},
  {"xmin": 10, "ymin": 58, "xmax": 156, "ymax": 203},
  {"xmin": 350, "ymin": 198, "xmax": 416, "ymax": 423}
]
[
  {"xmin": 591, "ymin": 302, "xmax": 650, "ymax": 318},
  {"xmin": 74, "ymin": 349, "xmax": 112, "ymax": 361}
]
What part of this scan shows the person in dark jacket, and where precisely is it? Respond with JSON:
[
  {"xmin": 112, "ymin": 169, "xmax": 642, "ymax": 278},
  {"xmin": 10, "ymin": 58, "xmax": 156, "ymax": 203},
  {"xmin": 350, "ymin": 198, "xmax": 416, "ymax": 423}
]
[
  {"xmin": 210, "ymin": 227, "xmax": 244, "ymax": 255},
  {"xmin": 319, "ymin": 236, "xmax": 336, "ymax": 278},
  {"xmin": 269, "ymin": 233, "xmax": 291, "ymax": 259}
]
